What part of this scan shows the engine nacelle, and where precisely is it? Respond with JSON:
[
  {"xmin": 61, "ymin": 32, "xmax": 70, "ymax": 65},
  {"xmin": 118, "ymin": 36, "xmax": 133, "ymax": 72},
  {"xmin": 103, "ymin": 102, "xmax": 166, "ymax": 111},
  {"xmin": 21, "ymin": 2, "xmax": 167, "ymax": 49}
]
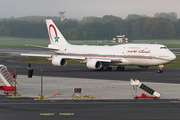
[
  {"xmin": 138, "ymin": 66, "xmax": 151, "ymax": 68},
  {"xmin": 52, "ymin": 57, "xmax": 67, "ymax": 67},
  {"xmin": 86, "ymin": 60, "xmax": 102, "ymax": 70}
]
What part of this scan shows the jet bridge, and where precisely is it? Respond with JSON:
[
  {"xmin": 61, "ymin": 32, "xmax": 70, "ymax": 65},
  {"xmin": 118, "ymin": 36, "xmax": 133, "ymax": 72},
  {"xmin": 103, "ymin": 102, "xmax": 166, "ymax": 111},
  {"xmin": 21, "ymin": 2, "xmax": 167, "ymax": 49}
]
[{"xmin": 130, "ymin": 78, "xmax": 160, "ymax": 99}]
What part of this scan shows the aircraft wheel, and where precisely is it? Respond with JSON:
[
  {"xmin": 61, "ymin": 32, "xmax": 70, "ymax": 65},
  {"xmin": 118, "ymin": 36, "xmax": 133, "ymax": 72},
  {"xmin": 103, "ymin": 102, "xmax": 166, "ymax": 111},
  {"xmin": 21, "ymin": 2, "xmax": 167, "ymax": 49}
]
[
  {"xmin": 105, "ymin": 67, "xmax": 112, "ymax": 71},
  {"xmin": 121, "ymin": 66, "xmax": 125, "ymax": 71},
  {"xmin": 157, "ymin": 69, "xmax": 163, "ymax": 73},
  {"xmin": 109, "ymin": 67, "xmax": 112, "ymax": 71},
  {"xmin": 99, "ymin": 67, "xmax": 104, "ymax": 71},
  {"xmin": 117, "ymin": 66, "xmax": 124, "ymax": 71},
  {"xmin": 116, "ymin": 67, "xmax": 120, "ymax": 71}
]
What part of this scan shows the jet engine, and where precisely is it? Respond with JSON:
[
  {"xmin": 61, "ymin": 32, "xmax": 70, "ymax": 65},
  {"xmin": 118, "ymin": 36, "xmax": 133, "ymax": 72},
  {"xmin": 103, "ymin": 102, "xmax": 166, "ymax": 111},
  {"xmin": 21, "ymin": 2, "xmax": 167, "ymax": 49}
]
[
  {"xmin": 52, "ymin": 57, "xmax": 67, "ymax": 67},
  {"xmin": 86, "ymin": 60, "xmax": 102, "ymax": 70}
]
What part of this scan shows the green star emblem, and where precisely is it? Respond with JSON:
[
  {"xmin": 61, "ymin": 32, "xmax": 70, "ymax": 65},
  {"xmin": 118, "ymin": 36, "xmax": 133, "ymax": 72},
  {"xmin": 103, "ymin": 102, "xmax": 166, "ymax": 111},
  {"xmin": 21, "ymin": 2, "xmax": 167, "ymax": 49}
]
[{"xmin": 54, "ymin": 36, "xmax": 59, "ymax": 43}]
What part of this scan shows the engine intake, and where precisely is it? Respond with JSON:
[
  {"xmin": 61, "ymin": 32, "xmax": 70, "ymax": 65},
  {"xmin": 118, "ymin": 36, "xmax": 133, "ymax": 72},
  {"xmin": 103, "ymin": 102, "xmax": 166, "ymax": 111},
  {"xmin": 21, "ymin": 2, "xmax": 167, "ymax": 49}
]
[
  {"xmin": 86, "ymin": 60, "xmax": 102, "ymax": 70},
  {"xmin": 52, "ymin": 57, "xmax": 67, "ymax": 67}
]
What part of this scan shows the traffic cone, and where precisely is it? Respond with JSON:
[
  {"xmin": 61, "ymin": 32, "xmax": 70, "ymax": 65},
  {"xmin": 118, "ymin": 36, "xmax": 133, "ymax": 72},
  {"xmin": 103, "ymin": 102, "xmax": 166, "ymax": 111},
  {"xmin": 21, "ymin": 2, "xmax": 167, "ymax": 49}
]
[
  {"xmin": 57, "ymin": 90, "xmax": 63, "ymax": 95},
  {"xmin": 57, "ymin": 90, "xmax": 60, "ymax": 95},
  {"xmin": 54, "ymin": 92, "xmax": 56, "ymax": 96},
  {"xmin": 21, "ymin": 80, "xmax": 22, "ymax": 82},
  {"xmin": 98, "ymin": 94, "xmax": 100, "ymax": 98},
  {"xmin": 112, "ymin": 85, "xmax": 114, "ymax": 88}
]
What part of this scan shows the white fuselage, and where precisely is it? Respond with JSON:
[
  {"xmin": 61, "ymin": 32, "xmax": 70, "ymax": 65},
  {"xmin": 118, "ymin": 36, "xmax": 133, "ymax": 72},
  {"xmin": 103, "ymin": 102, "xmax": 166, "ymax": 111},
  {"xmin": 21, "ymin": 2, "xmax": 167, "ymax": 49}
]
[
  {"xmin": 49, "ymin": 43, "xmax": 176, "ymax": 66},
  {"xmin": 21, "ymin": 19, "xmax": 177, "ymax": 73}
]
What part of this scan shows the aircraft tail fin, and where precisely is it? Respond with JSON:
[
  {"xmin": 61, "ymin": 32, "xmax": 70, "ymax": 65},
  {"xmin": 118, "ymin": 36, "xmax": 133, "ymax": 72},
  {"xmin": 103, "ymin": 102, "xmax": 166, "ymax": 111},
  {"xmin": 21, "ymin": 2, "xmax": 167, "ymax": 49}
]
[{"xmin": 46, "ymin": 19, "xmax": 70, "ymax": 45}]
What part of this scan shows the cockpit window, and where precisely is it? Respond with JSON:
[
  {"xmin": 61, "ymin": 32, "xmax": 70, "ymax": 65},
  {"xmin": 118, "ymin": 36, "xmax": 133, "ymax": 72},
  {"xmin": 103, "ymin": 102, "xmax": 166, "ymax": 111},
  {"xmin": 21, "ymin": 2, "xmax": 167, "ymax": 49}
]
[{"xmin": 160, "ymin": 47, "xmax": 167, "ymax": 49}]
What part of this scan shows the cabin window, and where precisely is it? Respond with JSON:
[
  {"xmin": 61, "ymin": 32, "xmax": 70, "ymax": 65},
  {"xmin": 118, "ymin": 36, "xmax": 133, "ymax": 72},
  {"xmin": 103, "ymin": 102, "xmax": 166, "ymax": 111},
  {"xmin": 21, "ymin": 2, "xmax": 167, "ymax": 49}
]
[{"xmin": 160, "ymin": 47, "xmax": 167, "ymax": 49}]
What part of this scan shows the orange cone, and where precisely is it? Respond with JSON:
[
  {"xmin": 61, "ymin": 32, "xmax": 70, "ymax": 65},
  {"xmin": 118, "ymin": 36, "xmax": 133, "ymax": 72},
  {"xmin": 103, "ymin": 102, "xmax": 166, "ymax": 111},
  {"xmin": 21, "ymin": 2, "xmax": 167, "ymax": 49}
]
[
  {"xmin": 112, "ymin": 85, "xmax": 114, "ymax": 88},
  {"xmin": 56, "ymin": 90, "xmax": 59, "ymax": 95},
  {"xmin": 21, "ymin": 80, "xmax": 22, "ymax": 82},
  {"xmin": 56, "ymin": 90, "xmax": 63, "ymax": 95},
  {"xmin": 98, "ymin": 94, "xmax": 100, "ymax": 98},
  {"xmin": 54, "ymin": 92, "xmax": 56, "ymax": 96}
]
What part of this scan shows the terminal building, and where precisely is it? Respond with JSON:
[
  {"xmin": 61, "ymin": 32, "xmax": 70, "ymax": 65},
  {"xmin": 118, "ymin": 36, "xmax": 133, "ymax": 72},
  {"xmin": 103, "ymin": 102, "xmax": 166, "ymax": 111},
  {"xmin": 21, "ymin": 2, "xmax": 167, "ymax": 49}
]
[{"xmin": 113, "ymin": 34, "xmax": 128, "ymax": 43}]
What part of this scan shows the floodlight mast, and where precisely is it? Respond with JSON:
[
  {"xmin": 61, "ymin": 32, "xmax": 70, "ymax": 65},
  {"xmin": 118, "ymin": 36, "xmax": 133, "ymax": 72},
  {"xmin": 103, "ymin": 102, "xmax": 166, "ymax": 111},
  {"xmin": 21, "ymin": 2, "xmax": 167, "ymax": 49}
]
[{"xmin": 59, "ymin": 11, "xmax": 66, "ymax": 21}]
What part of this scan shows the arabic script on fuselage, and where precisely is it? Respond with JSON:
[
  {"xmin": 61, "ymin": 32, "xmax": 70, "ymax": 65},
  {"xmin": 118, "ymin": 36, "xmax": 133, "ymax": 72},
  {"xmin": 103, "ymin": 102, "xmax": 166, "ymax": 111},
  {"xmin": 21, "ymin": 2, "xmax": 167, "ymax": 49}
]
[{"xmin": 127, "ymin": 50, "xmax": 150, "ymax": 53}]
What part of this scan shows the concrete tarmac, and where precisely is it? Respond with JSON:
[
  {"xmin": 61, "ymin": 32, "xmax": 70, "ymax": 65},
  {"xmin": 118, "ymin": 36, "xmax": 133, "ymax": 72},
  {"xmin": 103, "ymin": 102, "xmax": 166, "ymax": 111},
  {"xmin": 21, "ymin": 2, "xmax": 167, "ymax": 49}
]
[{"xmin": 13, "ymin": 75, "xmax": 180, "ymax": 100}]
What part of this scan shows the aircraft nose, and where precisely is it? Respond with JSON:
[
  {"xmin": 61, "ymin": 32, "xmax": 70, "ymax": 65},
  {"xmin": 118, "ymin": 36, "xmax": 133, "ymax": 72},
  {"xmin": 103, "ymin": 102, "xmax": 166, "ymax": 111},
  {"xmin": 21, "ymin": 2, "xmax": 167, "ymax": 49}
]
[{"xmin": 170, "ymin": 53, "xmax": 176, "ymax": 61}]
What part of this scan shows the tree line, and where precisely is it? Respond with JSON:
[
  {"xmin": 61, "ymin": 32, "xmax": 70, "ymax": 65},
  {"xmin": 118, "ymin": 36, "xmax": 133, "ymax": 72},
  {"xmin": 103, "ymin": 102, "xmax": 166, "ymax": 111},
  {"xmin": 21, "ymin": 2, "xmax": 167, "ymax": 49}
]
[{"xmin": 0, "ymin": 13, "xmax": 180, "ymax": 40}]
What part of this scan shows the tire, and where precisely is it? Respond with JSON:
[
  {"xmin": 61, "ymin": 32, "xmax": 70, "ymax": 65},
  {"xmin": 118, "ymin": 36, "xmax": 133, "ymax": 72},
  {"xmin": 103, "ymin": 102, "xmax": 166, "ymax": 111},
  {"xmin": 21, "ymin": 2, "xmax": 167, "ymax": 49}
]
[
  {"xmin": 100, "ymin": 67, "xmax": 104, "ymax": 71},
  {"xmin": 157, "ymin": 69, "xmax": 163, "ymax": 73},
  {"xmin": 116, "ymin": 67, "xmax": 120, "ymax": 71},
  {"xmin": 121, "ymin": 66, "xmax": 125, "ymax": 71},
  {"xmin": 109, "ymin": 67, "xmax": 112, "ymax": 71}
]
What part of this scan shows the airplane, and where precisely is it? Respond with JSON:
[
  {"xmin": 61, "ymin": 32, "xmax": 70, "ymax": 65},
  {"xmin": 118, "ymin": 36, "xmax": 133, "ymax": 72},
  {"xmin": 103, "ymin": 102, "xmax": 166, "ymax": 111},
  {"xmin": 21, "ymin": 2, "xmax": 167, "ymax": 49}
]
[{"xmin": 21, "ymin": 19, "xmax": 176, "ymax": 73}]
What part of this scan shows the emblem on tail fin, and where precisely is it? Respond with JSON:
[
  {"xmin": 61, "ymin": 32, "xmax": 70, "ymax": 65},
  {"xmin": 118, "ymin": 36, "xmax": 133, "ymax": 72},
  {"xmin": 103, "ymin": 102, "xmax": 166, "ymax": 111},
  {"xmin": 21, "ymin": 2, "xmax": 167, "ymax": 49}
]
[
  {"xmin": 49, "ymin": 24, "xmax": 59, "ymax": 43},
  {"xmin": 46, "ymin": 19, "xmax": 70, "ymax": 45}
]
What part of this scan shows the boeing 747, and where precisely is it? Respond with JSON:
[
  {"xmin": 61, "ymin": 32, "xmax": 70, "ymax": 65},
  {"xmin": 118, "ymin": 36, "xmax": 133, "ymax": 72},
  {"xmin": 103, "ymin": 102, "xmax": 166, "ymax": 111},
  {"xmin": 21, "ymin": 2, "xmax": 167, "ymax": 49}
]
[{"xmin": 21, "ymin": 19, "xmax": 176, "ymax": 73}]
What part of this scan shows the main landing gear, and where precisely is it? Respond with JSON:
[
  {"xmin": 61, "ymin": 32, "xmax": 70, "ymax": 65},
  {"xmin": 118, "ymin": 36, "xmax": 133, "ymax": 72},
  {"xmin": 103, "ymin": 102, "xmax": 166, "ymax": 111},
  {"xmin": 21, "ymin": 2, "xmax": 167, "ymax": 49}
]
[
  {"xmin": 99, "ymin": 66, "xmax": 112, "ymax": 71},
  {"xmin": 157, "ymin": 65, "xmax": 164, "ymax": 73},
  {"xmin": 98, "ymin": 65, "xmax": 125, "ymax": 71},
  {"xmin": 116, "ymin": 65, "xmax": 125, "ymax": 71}
]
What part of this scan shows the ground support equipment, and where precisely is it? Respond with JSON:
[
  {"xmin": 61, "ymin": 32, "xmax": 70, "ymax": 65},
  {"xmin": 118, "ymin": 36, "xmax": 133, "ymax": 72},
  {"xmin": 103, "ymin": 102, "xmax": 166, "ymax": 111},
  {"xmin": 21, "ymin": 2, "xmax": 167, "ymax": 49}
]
[{"xmin": 130, "ymin": 78, "xmax": 160, "ymax": 99}]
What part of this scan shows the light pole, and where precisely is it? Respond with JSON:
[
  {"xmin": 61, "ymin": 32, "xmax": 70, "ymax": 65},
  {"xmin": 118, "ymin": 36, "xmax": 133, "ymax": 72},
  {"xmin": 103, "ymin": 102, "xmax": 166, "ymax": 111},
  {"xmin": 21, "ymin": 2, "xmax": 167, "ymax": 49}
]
[
  {"xmin": 14, "ymin": 64, "xmax": 43, "ymax": 99},
  {"xmin": 40, "ymin": 69, "xmax": 43, "ymax": 98},
  {"xmin": 15, "ymin": 68, "xmax": 17, "ymax": 98}
]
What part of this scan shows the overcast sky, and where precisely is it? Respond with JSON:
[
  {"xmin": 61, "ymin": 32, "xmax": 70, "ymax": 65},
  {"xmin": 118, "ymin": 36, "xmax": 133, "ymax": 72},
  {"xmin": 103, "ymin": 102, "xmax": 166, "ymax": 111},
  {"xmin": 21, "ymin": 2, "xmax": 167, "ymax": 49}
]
[{"xmin": 0, "ymin": 0, "xmax": 180, "ymax": 20}]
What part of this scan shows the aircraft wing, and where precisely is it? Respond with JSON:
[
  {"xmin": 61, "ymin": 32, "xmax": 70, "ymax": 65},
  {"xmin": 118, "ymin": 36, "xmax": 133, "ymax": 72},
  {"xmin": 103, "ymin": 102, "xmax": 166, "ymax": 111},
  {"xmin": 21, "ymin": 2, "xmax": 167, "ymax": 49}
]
[
  {"xmin": 21, "ymin": 54, "xmax": 129, "ymax": 63},
  {"xmin": 21, "ymin": 54, "xmax": 52, "ymax": 57},
  {"xmin": 25, "ymin": 44, "xmax": 59, "ymax": 50},
  {"xmin": 21, "ymin": 54, "xmax": 86, "ymax": 60},
  {"xmin": 90, "ymin": 57, "xmax": 130, "ymax": 63},
  {"xmin": 87, "ymin": 57, "xmax": 121, "ymax": 62}
]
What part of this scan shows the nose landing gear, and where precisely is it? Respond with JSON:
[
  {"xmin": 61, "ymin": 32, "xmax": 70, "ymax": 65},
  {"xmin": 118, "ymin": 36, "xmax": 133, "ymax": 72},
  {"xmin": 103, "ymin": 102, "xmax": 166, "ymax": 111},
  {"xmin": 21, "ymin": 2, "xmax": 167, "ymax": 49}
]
[{"xmin": 157, "ymin": 65, "xmax": 164, "ymax": 73}]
